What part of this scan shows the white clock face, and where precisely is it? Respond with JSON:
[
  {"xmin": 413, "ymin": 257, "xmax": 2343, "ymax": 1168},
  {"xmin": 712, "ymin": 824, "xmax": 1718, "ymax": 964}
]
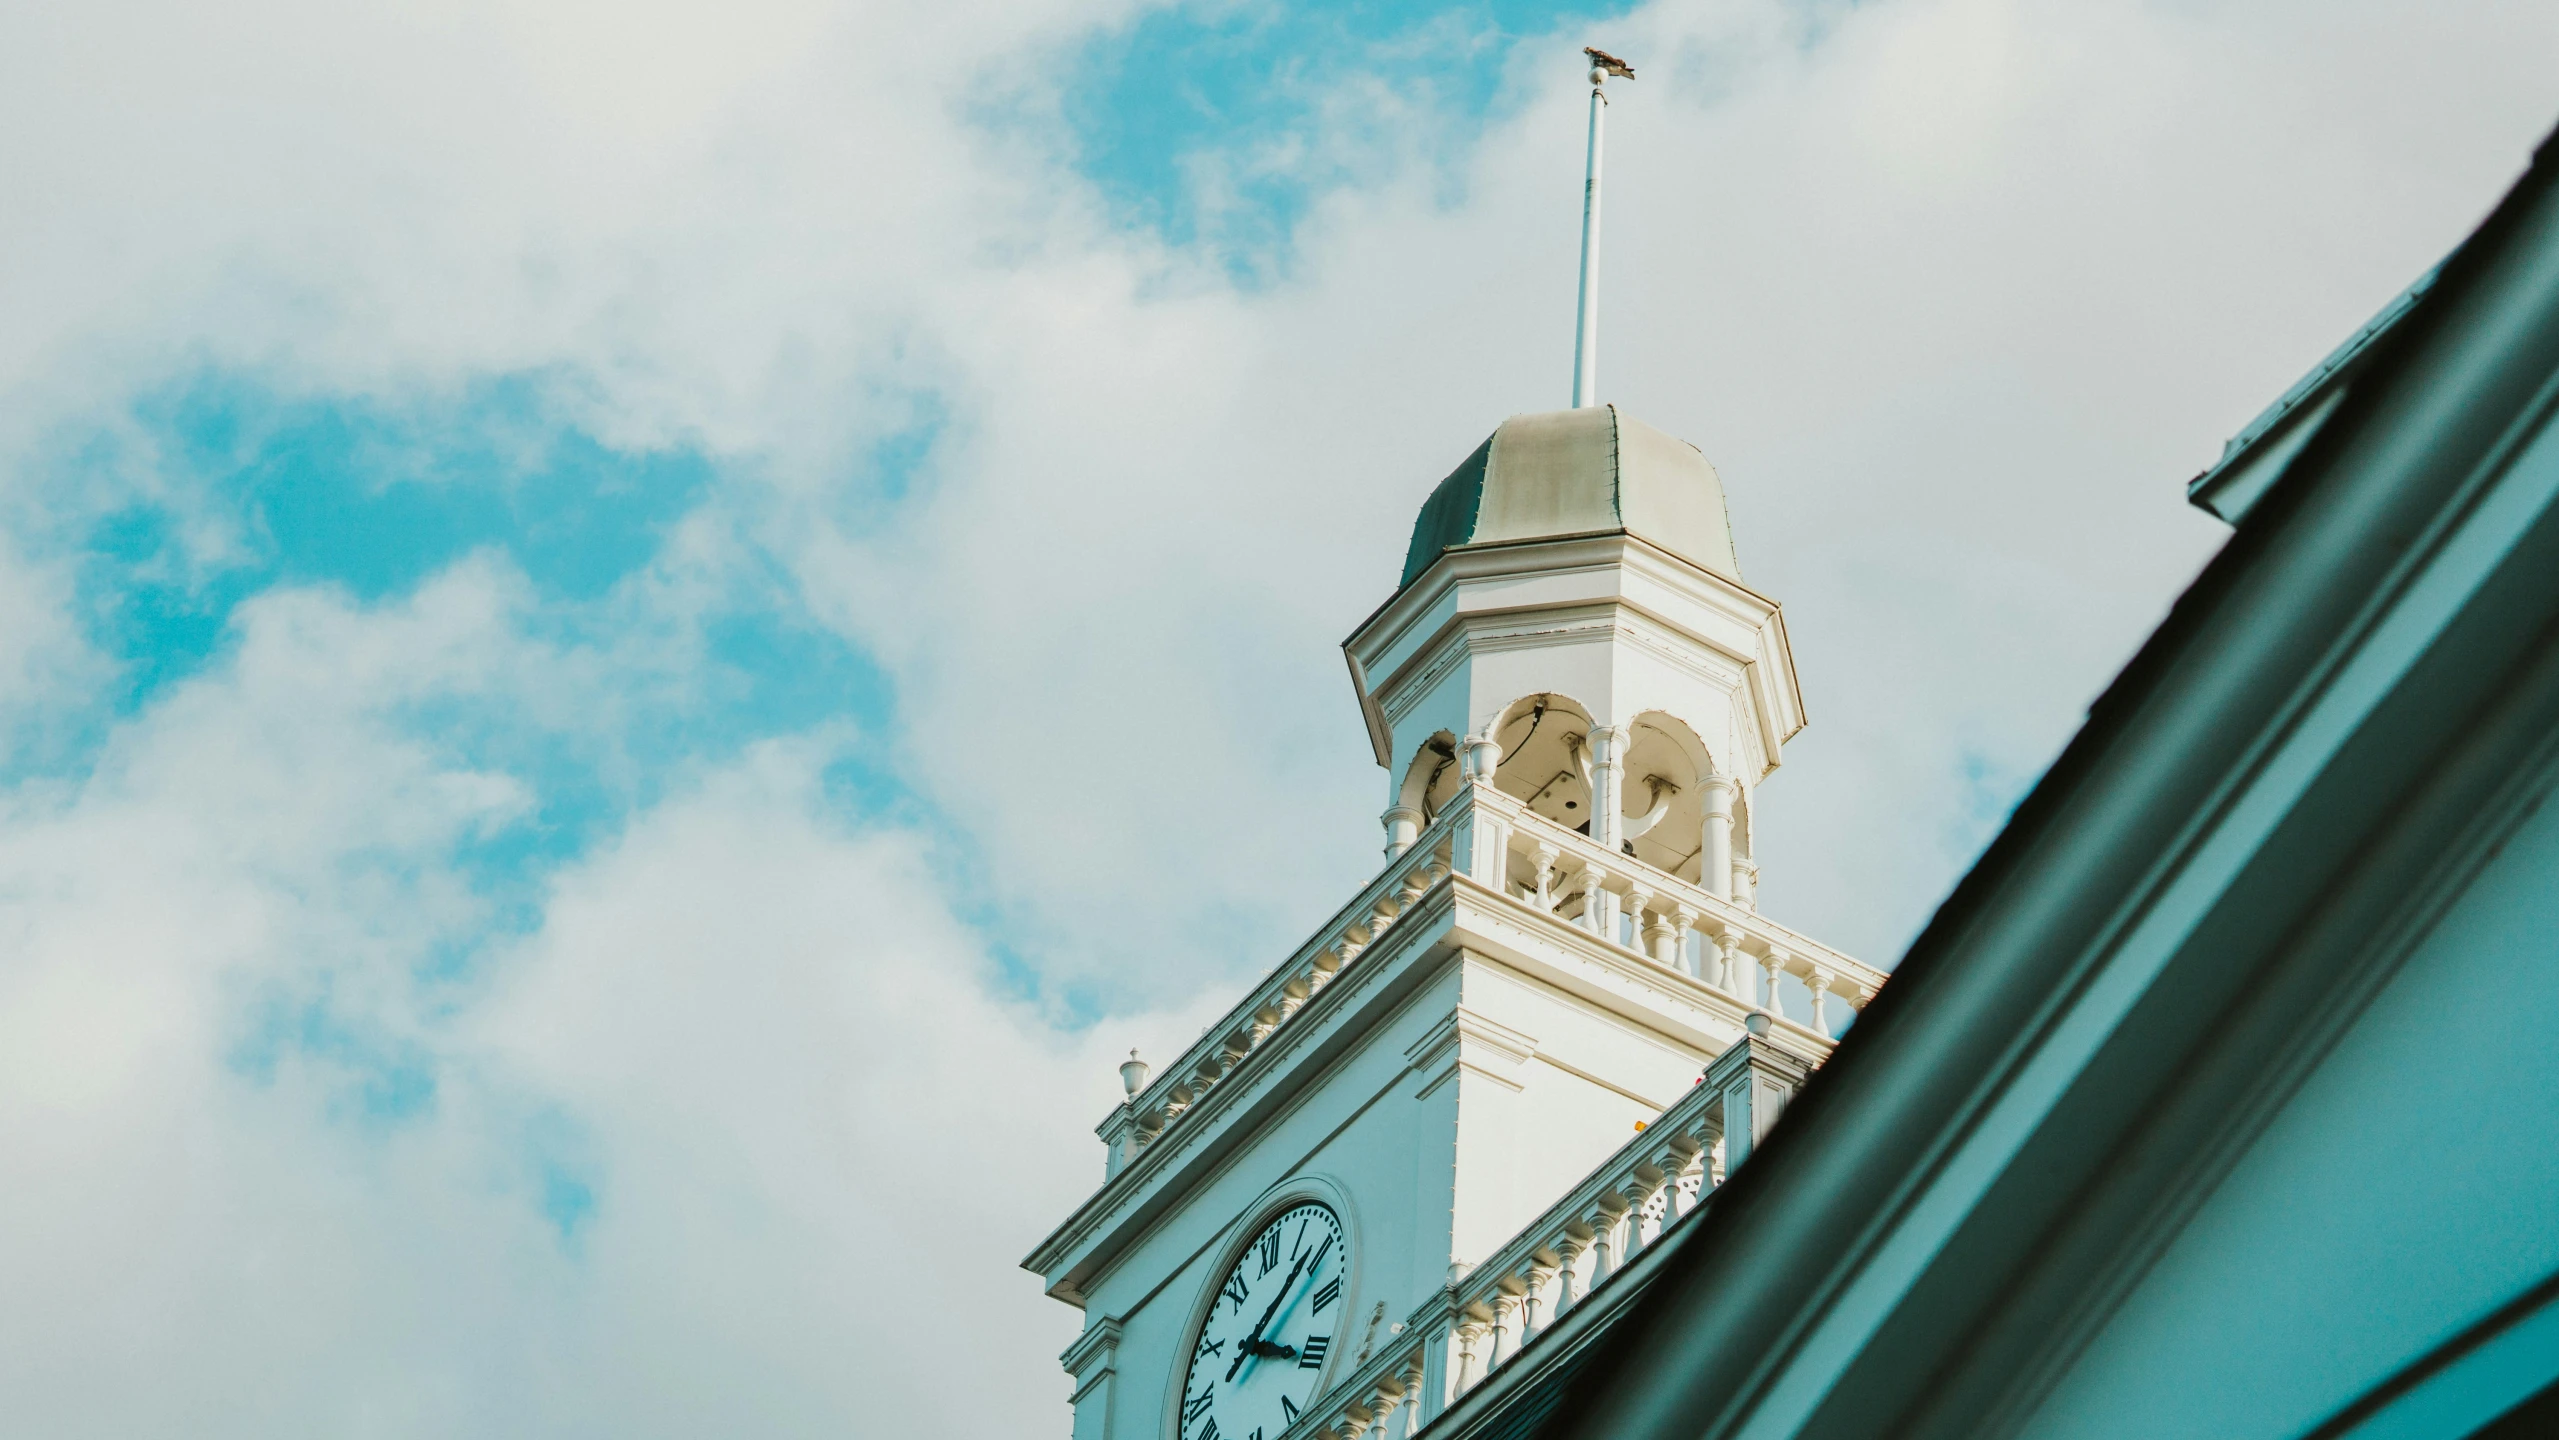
[{"xmin": 1178, "ymin": 1202, "xmax": 1348, "ymax": 1440}]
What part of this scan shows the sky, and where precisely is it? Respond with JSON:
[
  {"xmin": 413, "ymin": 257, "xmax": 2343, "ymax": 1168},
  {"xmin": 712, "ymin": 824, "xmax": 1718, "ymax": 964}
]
[{"xmin": 0, "ymin": 0, "xmax": 2553, "ymax": 1434}]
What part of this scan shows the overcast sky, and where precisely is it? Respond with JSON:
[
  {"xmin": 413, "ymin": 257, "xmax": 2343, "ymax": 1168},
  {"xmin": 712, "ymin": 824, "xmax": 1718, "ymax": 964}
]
[{"xmin": 2, "ymin": 0, "xmax": 2553, "ymax": 1434}]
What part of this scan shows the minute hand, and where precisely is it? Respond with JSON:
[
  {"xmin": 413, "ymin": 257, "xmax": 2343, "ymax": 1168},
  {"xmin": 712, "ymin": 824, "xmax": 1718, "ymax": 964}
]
[{"xmin": 1226, "ymin": 1252, "xmax": 1308, "ymax": 1383}]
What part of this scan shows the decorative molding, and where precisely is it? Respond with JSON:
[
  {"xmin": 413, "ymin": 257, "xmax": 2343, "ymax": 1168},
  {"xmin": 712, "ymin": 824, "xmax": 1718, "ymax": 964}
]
[
  {"xmin": 1404, "ymin": 1001, "xmax": 1541, "ymax": 1098},
  {"xmin": 1060, "ymin": 1315, "xmax": 1124, "ymax": 1382}
]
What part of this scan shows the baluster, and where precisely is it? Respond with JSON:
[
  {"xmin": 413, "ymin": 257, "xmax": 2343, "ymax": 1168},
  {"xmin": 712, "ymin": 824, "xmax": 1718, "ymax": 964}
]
[
  {"xmin": 1662, "ymin": 903, "xmax": 1696, "ymax": 971},
  {"xmin": 1311, "ymin": 946, "xmax": 1347, "ymax": 993},
  {"xmin": 1367, "ymin": 1376, "xmax": 1406, "ymax": 1440},
  {"xmin": 1622, "ymin": 881, "xmax": 1653, "ymax": 953},
  {"xmin": 1719, "ymin": 925, "xmax": 1750, "ymax": 996},
  {"xmin": 1485, "ymin": 1288, "xmax": 1520, "ymax": 1370},
  {"xmin": 1520, "ymin": 1257, "xmax": 1557, "ymax": 1340},
  {"xmin": 1668, "ymin": 1144, "xmax": 1706, "ymax": 1219},
  {"xmin": 1760, "ymin": 945, "xmax": 1792, "ymax": 1018},
  {"xmin": 1452, "ymin": 1318, "xmax": 1486, "ymax": 1394},
  {"xmin": 1808, "ymin": 966, "xmax": 1837, "ymax": 1037},
  {"xmin": 1621, "ymin": 1169, "xmax": 1667, "ymax": 1256},
  {"xmin": 1529, "ymin": 841, "xmax": 1559, "ymax": 911},
  {"xmin": 1398, "ymin": 1351, "xmax": 1427, "ymax": 1437},
  {"xmin": 1553, "ymin": 1230, "xmax": 1590, "ymax": 1314},
  {"xmin": 1585, "ymin": 1199, "xmax": 1625, "ymax": 1284},
  {"xmin": 1581, "ymin": 862, "xmax": 1614, "ymax": 936},
  {"xmin": 1400, "ymin": 858, "xmax": 1434, "ymax": 908}
]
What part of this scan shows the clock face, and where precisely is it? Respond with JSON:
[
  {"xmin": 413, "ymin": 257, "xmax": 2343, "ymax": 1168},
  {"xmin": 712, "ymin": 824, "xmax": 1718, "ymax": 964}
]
[{"xmin": 1178, "ymin": 1202, "xmax": 1348, "ymax": 1440}]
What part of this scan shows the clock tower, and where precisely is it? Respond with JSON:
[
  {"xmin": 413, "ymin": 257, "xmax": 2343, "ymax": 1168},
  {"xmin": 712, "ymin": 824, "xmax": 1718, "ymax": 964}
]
[{"xmin": 1022, "ymin": 404, "xmax": 1884, "ymax": 1440}]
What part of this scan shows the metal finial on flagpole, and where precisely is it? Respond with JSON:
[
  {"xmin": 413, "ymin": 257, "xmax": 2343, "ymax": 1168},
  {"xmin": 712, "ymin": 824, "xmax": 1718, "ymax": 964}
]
[{"xmin": 1571, "ymin": 48, "xmax": 1634, "ymax": 409}]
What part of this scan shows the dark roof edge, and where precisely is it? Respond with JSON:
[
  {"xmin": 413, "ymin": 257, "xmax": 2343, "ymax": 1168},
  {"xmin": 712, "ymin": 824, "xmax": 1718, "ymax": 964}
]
[
  {"xmin": 2187, "ymin": 261, "xmax": 2445, "ymax": 524},
  {"xmin": 1551, "ymin": 113, "xmax": 2559, "ymax": 1440}
]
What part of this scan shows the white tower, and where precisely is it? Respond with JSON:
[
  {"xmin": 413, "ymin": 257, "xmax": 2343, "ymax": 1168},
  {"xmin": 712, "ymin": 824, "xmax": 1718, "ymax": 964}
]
[
  {"xmin": 1022, "ymin": 48, "xmax": 1880, "ymax": 1440},
  {"xmin": 1023, "ymin": 405, "xmax": 1875, "ymax": 1440}
]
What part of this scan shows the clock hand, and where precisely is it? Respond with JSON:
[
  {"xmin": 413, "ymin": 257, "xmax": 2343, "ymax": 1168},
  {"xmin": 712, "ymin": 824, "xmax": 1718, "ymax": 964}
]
[{"xmin": 1226, "ymin": 1251, "xmax": 1309, "ymax": 1384}]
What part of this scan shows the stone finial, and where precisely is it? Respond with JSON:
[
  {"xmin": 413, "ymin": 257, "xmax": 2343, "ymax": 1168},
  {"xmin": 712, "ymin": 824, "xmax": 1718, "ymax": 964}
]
[{"xmin": 1119, "ymin": 1049, "xmax": 1152, "ymax": 1099}]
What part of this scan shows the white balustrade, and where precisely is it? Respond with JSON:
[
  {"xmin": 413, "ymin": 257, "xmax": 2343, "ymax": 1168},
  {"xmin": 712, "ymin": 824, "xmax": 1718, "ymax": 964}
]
[
  {"xmin": 1103, "ymin": 780, "xmax": 1879, "ymax": 1176},
  {"xmin": 1471, "ymin": 783, "xmax": 1887, "ymax": 1037},
  {"xmin": 1103, "ymin": 813, "xmax": 1463, "ymax": 1172},
  {"xmin": 1272, "ymin": 1049, "xmax": 1759, "ymax": 1439}
]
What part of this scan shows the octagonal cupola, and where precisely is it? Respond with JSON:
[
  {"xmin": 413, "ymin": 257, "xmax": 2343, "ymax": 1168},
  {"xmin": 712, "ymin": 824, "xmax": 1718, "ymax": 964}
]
[
  {"xmin": 1401, "ymin": 404, "xmax": 1742, "ymax": 587},
  {"xmin": 1345, "ymin": 405, "xmax": 1804, "ymax": 908}
]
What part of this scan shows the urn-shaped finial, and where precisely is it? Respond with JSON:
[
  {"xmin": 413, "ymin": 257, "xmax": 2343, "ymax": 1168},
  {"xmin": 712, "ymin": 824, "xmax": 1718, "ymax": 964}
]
[{"xmin": 1119, "ymin": 1049, "xmax": 1152, "ymax": 1099}]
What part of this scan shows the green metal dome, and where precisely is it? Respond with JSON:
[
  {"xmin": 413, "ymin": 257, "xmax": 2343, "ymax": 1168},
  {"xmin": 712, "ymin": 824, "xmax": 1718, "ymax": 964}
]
[{"xmin": 1399, "ymin": 405, "xmax": 1741, "ymax": 588}]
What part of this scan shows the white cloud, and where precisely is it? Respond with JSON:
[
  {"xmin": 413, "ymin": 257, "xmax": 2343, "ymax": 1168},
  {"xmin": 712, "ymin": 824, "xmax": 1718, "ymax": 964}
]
[
  {"xmin": 0, "ymin": 567, "xmax": 1211, "ymax": 1434},
  {"xmin": 2, "ymin": 0, "xmax": 2555, "ymax": 1432}
]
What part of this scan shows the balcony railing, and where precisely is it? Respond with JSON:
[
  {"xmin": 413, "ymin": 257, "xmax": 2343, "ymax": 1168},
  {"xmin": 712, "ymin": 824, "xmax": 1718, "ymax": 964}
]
[
  {"xmin": 1269, "ymin": 1020, "xmax": 1812, "ymax": 1440},
  {"xmin": 1468, "ymin": 783, "xmax": 1888, "ymax": 1043},
  {"xmin": 1103, "ymin": 805, "xmax": 1465, "ymax": 1175},
  {"xmin": 1102, "ymin": 779, "xmax": 1887, "ymax": 1178}
]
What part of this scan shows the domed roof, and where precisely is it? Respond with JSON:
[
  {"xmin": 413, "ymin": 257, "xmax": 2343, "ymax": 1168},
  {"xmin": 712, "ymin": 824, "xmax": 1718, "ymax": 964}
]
[{"xmin": 1399, "ymin": 405, "xmax": 1740, "ymax": 588}]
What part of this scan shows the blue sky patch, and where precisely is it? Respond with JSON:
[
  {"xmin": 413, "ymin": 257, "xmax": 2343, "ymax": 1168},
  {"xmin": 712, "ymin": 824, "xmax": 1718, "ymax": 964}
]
[
  {"xmin": 1057, "ymin": 0, "xmax": 1636, "ymax": 277},
  {"xmin": 67, "ymin": 374, "xmax": 712, "ymax": 716}
]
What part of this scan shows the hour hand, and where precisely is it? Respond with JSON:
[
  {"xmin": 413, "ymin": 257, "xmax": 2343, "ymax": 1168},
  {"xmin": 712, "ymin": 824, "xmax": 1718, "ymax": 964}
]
[{"xmin": 1244, "ymin": 1340, "xmax": 1296, "ymax": 1360}]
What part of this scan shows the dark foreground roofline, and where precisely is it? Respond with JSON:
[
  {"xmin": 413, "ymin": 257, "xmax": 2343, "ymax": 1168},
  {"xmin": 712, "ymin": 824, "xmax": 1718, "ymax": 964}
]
[{"xmin": 1516, "ymin": 115, "xmax": 2559, "ymax": 1440}]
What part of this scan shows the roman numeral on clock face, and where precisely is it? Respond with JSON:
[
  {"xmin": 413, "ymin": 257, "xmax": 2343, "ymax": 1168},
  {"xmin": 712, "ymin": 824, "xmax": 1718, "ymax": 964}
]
[
  {"xmin": 1257, "ymin": 1229, "xmax": 1281, "ymax": 1275},
  {"xmin": 1221, "ymin": 1273, "xmax": 1251, "ymax": 1312},
  {"xmin": 1184, "ymin": 1391, "xmax": 1213, "ymax": 1425},
  {"xmin": 1281, "ymin": 1396, "xmax": 1300, "ymax": 1423},
  {"xmin": 1299, "ymin": 1336, "xmax": 1330, "ymax": 1369},
  {"xmin": 1310, "ymin": 1277, "xmax": 1340, "ymax": 1314}
]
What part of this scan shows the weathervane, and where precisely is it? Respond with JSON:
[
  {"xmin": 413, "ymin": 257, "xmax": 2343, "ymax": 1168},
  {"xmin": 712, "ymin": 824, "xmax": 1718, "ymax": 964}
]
[{"xmin": 1572, "ymin": 46, "xmax": 1636, "ymax": 409}]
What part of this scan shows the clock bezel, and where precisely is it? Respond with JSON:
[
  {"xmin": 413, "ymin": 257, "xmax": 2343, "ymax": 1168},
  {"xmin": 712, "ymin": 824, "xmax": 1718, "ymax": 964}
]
[{"xmin": 1166, "ymin": 1175, "xmax": 1362, "ymax": 1440}]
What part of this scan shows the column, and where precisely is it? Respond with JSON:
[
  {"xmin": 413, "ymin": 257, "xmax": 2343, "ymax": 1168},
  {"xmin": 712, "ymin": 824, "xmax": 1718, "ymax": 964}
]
[
  {"xmin": 1383, "ymin": 804, "xmax": 1423, "ymax": 859},
  {"xmin": 1699, "ymin": 773, "xmax": 1735, "ymax": 901},
  {"xmin": 1454, "ymin": 734, "xmax": 1508, "ymax": 886},
  {"xmin": 1589, "ymin": 725, "xmax": 1629, "ymax": 849}
]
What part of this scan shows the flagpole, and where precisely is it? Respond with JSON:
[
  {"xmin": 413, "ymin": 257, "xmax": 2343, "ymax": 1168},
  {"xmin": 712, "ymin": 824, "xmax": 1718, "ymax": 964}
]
[{"xmin": 1570, "ymin": 59, "xmax": 1611, "ymax": 409}]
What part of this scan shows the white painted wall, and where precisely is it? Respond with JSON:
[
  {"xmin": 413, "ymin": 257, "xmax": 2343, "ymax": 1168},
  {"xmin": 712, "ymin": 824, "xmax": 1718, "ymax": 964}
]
[{"xmin": 1072, "ymin": 948, "xmax": 1719, "ymax": 1440}]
